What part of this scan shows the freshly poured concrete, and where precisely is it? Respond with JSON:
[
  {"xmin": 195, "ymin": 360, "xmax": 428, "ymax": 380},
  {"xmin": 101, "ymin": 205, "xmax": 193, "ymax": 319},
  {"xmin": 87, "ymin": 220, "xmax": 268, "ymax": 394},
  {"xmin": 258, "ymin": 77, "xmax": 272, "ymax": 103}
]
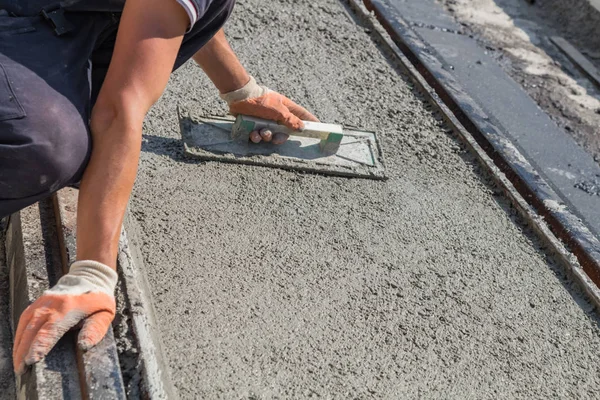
[{"xmin": 131, "ymin": 0, "xmax": 600, "ymax": 397}]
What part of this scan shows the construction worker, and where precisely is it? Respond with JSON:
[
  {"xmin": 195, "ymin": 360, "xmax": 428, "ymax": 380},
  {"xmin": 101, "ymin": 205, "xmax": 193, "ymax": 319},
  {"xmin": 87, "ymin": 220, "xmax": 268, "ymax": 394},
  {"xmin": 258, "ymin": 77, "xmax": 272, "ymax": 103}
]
[{"xmin": 1, "ymin": 0, "xmax": 318, "ymax": 374}]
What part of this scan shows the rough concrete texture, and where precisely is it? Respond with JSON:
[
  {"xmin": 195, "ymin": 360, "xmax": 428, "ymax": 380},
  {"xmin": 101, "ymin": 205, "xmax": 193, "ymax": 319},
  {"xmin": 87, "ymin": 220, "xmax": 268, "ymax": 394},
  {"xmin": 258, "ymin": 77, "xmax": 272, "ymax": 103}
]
[
  {"xmin": 131, "ymin": 0, "xmax": 600, "ymax": 397},
  {"xmin": 0, "ymin": 219, "xmax": 15, "ymax": 399},
  {"xmin": 441, "ymin": 0, "xmax": 600, "ymax": 164}
]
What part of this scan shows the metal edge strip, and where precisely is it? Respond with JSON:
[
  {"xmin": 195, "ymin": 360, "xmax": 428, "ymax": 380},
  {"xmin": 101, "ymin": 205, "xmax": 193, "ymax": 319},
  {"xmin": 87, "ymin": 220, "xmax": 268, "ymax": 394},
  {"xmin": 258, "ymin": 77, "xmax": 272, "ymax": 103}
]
[
  {"xmin": 118, "ymin": 210, "xmax": 179, "ymax": 400},
  {"xmin": 342, "ymin": 0, "xmax": 600, "ymax": 308}
]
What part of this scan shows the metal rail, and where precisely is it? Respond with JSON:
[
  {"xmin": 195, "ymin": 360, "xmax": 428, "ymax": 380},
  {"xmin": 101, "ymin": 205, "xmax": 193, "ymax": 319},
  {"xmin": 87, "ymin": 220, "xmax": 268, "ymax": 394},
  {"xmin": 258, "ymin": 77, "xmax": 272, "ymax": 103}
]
[{"xmin": 342, "ymin": 0, "xmax": 600, "ymax": 307}]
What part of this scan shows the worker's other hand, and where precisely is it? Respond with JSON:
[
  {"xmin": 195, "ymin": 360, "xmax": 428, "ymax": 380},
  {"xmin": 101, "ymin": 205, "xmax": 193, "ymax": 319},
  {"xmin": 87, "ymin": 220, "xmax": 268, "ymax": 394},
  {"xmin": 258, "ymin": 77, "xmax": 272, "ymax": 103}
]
[
  {"xmin": 13, "ymin": 261, "xmax": 117, "ymax": 375},
  {"xmin": 221, "ymin": 76, "xmax": 319, "ymax": 144}
]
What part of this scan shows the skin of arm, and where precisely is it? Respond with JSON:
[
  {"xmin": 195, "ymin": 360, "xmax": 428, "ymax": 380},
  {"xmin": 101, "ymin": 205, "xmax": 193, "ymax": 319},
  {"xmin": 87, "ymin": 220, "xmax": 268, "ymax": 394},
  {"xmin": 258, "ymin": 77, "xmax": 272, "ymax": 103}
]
[
  {"xmin": 192, "ymin": 28, "xmax": 250, "ymax": 94},
  {"xmin": 76, "ymin": 0, "xmax": 189, "ymax": 269},
  {"xmin": 13, "ymin": 0, "xmax": 192, "ymax": 374}
]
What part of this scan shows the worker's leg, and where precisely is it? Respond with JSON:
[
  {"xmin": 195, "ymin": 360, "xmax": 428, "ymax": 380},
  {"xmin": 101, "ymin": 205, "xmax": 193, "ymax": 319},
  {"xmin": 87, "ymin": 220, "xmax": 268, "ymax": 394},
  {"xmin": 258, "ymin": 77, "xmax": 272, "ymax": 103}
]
[
  {"xmin": 0, "ymin": 53, "xmax": 89, "ymax": 216},
  {"xmin": 0, "ymin": 10, "xmax": 114, "ymax": 217}
]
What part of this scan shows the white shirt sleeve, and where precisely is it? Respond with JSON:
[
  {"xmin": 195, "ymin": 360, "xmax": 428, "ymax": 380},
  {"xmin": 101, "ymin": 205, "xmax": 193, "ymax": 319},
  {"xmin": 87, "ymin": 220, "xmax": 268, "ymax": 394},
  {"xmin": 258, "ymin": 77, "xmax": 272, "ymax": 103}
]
[{"xmin": 175, "ymin": 0, "xmax": 199, "ymax": 32}]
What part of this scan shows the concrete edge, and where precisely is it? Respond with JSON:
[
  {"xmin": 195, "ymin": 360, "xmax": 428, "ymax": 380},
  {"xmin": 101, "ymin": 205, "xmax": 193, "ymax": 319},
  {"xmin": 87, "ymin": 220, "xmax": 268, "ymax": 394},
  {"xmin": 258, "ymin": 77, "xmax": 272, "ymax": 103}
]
[
  {"xmin": 364, "ymin": 0, "xmax": 600, "ymax": 291},
  {"xmin": 3, "ymin": 190, "xmax": 175, "ymax": 399},
  {"xmin": 118, "ymin": 210, "xmax": 179, "ymax": 400},
  {"xmin": 342, "ymin": 0, "xmax": 600, "ymax": 308}
]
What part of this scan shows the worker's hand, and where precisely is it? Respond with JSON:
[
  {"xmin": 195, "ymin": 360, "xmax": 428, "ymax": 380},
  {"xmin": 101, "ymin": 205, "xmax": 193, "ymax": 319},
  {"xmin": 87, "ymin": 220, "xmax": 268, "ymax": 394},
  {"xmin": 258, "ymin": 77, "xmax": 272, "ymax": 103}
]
[
  {"xmin": 13, "ymin": 261, "xmax": 117, "ymax": 375},
  {"xmin": 221, "ymin": 76, "xmax": 319, "ymax": 144}
]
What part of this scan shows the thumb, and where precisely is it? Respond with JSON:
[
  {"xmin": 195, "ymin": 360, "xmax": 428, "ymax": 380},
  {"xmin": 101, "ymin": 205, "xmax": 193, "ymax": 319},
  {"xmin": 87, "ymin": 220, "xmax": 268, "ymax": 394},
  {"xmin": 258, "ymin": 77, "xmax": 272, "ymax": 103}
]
[{"xmin": 77, "ymin": 311, "xmax": 114, "ymax": 350}]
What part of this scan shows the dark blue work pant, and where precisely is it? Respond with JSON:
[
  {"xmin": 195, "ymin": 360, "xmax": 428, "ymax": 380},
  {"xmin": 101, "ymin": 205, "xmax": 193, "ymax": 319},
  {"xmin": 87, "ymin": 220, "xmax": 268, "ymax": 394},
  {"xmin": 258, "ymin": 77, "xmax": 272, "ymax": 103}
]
[{"xmin": 0, "ymin": 0, "xmax": 234, "ymax": 217}]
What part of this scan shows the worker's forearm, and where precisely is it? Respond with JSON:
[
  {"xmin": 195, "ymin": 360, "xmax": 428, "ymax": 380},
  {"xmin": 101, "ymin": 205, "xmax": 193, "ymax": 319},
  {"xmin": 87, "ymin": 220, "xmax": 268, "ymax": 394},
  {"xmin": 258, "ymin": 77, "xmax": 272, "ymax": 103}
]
[
  {"xmin": 74, "ymin": 0, "xmax": 188, "ymax": 269},
  {"xmin": 193, "ymin": 28, "xmax": 250, "ymax": 93},
  {"xmin": 76, "ymin": 113, "xmax": 141, "ymax": 269}
]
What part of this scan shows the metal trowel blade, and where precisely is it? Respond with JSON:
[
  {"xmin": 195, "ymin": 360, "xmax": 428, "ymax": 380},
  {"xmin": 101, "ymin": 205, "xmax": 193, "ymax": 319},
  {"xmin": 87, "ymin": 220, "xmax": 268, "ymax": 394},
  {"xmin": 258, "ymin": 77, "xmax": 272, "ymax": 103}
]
[{"xmin": 178, "ymin": 113, "xmax": 386, "ymax": 180}]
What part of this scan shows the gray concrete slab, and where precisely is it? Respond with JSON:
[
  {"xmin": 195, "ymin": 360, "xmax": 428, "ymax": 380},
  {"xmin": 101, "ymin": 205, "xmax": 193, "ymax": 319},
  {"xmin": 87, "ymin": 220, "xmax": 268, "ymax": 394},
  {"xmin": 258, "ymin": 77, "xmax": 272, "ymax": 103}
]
[
  {"xmin": 115, "ymin": 211, "xmax": 179, "ymax": 399},
  {"xmin": 412, "ymin": 26, "xmax": 600, "ymax": 238},
  {"xmin": 388, "ymin": 0, "xmax": 461, "ymax": 31},
  {"xmin": 130, "ymin": 0, "xmax": 600, "ymax": 397}
]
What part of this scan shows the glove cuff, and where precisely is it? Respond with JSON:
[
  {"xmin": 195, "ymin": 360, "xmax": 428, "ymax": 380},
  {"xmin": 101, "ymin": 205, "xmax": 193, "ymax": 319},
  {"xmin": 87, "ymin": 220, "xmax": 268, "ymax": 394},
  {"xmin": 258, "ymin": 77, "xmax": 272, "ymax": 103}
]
[
  {"xmin": 69, "ymin": 260, "xmax": 118, "ymax": 294},
  {"xmin": 220, "ymin": 76, "xmax": 270, "ymax": 105}
]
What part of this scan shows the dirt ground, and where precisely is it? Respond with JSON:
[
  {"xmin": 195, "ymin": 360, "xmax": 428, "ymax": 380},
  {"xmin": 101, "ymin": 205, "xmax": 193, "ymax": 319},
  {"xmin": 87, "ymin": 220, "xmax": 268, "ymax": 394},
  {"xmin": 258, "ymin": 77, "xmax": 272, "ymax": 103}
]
[{"xmin": 440, "ymin": 0, "xmax": 600, "ymax": 164}]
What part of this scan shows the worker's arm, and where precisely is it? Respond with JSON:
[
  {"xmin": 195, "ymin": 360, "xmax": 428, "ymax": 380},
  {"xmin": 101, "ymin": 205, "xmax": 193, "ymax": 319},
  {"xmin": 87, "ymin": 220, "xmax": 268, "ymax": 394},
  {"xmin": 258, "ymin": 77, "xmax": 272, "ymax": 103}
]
[
  {"xmin": 193, "ymin": 29, "xmax": 318, "ymax": 144},
  {"xmin": 13, "ymin": 0, "xmax": 189, "ymax": 374}
]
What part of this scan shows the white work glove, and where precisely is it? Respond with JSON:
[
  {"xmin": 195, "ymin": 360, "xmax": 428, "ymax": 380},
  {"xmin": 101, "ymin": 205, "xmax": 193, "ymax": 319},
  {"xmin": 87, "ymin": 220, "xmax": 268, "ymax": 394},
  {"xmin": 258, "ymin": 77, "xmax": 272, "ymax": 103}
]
[
  {"xmin": 221, "ymin": 76, "xmax": 319, "ymax": 144},
  {"xmin": 13, "ymin": 260, "xmax": 117, "ymax": 375}
]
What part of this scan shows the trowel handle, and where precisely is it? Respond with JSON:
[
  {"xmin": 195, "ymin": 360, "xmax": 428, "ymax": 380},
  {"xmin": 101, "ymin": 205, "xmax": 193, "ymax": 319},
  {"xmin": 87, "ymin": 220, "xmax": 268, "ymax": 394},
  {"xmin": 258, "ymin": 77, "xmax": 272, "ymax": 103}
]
[{"xmin": 232, "ymin": 115, "xmax": 344, "ymax": 153}]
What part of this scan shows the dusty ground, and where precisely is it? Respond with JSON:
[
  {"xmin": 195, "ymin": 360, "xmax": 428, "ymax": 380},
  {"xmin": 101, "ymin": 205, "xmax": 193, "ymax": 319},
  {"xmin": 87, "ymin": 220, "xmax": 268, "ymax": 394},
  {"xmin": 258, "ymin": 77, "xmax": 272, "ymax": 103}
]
[
  {"xmin": 441, "ymin": 0, "xmax": 600, "ymax": 164},
  {"xmin": 0, "ymin": 219, "xmax": 15, "ymax": 399},
  {"xmin": 129, "ymin": 0, "xmax": 600, "ymax": 398}
]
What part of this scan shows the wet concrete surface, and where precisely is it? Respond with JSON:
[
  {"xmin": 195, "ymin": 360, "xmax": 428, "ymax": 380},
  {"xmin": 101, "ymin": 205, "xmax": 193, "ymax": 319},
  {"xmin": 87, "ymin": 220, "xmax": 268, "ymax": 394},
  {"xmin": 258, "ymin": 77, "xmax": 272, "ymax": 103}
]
[{"xmin": 130, "ymin": 0, "xmax": 600, "ymax": 397}]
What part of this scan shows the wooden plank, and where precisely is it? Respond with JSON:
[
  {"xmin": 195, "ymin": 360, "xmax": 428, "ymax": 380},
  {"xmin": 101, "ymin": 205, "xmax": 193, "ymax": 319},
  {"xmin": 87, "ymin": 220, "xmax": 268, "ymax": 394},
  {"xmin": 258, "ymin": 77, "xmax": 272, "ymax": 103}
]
[
  {"xmin": 551, "ymin": 36, "xmax": 600, "ymax": 89},
  {"xmin": 52, "ymin": 189, "xmax": 126, "ymax": 400},
  {"xmin": 6, "ymin": 203, "xmax": 82, "ymax": 399}
]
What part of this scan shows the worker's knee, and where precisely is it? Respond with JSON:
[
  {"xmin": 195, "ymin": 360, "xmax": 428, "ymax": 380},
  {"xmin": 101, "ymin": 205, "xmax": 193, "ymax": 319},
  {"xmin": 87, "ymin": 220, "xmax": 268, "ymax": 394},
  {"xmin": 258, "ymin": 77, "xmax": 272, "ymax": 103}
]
[
  {"xmin": 25, "ymin": 106, "xmax": 90, "ymax": 194},
  {"xmin": 0, "ymin": 105, "xmax": 90, "ymax": 200}
]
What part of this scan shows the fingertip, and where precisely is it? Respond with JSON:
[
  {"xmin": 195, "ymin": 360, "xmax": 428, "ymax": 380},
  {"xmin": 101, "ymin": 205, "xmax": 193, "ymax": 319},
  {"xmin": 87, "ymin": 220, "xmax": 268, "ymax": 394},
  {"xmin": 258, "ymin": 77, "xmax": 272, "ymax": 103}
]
[
  {"xmin": 77, "ymin": 310, "xmax": 114, "ymax": 350},
  {"xmin": 25, "ymin": 338, "xmax": 51, "ymax": 367},
  {"xmin": 293, "ymin": 121, "xmax": 304, "ymax": 132},
  {"xmin": 14, "ymin": 360, "xmax": 25, "ymax": 376},
  {"xmin": 260, "ymin": 128, "xmax": 273, "ymax": 142},
  {"xmin": 25, "ymin": 353, "xmax": 44, "ymax": 367},
  {"xmin": 272, "ymin": 133, "xmax": 289, "ymax": 145},
  {"xmin": 78, "ymin": 340, "xmax": 92, "ymax": 351},
  {"xmin": 249, "ymin": 130, "xmax": 262, "ymax": 143},
  {"xmin": 77, "ymin": 333, "xmax": 97, "ymax": 351}
]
